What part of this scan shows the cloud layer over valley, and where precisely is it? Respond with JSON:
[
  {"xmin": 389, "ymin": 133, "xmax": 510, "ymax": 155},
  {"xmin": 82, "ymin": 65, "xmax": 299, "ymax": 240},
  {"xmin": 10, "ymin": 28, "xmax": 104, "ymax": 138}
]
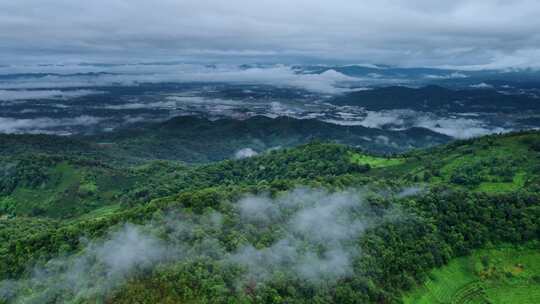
[
  {"xmin": 335, "ymin": 110, "xmax": 509, "ymax": 139},
  {"xmin": 0, "ymin": 63, "xmax": 536, "ymax": 139}
]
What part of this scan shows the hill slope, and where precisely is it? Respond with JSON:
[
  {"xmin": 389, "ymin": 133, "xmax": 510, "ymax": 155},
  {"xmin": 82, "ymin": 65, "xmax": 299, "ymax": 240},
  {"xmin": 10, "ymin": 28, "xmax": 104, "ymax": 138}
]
[
  {"xmin": 0, "ymin": 131, "xmax": 539, "ymax": 304},
  {"xmin": 0, "ymin": 115, "xmax": 451, "ymax": 166},
  {"xmin": 88, "ymin": 115, "xmax": 451, "ymax": 163}
]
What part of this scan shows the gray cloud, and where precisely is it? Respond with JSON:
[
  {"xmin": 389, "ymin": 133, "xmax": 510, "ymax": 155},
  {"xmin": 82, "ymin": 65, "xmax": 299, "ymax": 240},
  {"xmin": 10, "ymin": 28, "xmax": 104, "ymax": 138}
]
[{"xmin": 0, "ymin": 1, "xmax": 539, "ymax": 67}]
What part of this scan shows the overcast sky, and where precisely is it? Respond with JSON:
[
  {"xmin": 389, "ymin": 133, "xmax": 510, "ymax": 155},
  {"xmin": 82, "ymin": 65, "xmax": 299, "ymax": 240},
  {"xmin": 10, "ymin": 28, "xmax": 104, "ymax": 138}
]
[{"xmin": 1, "ymin": 0, "xmax": 540, "ymax": 68}]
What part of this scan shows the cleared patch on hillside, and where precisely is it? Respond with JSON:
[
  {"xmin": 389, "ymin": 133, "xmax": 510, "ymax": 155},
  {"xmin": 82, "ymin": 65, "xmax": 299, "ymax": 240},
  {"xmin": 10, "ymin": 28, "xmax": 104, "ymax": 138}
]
[
  {"xmin": 349, "ymin": 152, "xmax": 404, "ymax": 168},
  {"xmin": 403, "ymin": 245, "xmax": 540, "ymax": 304}
]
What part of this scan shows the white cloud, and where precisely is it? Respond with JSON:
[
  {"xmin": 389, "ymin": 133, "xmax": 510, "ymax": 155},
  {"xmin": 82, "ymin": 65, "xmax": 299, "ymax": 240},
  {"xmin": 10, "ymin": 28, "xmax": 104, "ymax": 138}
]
[
  {"xmin": 230, "ymin": 188, "xmax": 401, "ymax": 283},
  {"xmin": 439, "ymin": 49, "xmax": 540, "ymax": 71},
  {"xmin": 166, "ymin": 96, "xmax": 244, "ymax": 106},
  {"xmin": 0, "ymin": 224, "xmax": 171, "ymax": 303},
  {"xmin": 424, "ymin": 72, "xmax": 468, "ymax": 79},
  {"xmin": 469, "ymin": 82, "xmax": 494, "ymax": 89},
  {"xmin": 0, "ymin": 64, "xmax": 361, "ymax": 94},
  {"xmin": 0, "ymin": 116, "xmax": 103, "ymax": 134},
  {"xmin": 234, "ymin": 148, "xmax": 258, "ymax": 159},
  {"xmin": 0, "ymin": 89, "xmax": 103, "ymax": 101},
  {"xmin": 325, "ymin": 109, "xmax": 509, "ymax": 139},
  {"xmin": 413, "ymin": 115, "xmax": 506, "ymax": 138},
  {"xmin": 105, "ymin": 101, "xmax": 179, "ymax": 110}
]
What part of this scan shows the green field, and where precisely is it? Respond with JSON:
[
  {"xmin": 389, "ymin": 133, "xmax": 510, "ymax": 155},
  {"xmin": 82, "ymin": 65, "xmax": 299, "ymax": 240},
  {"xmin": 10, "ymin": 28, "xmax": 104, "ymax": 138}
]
[
  {"xmin": 403, "ymin": 245, "xmax": 540, "ymax": 304},
  {"xmin": 476, "ymin": 171, "xmax": 527, "ymax": 193},
  {"xmin": 349, "ymin": 152, "xmax": 405, "ymax": 168}
]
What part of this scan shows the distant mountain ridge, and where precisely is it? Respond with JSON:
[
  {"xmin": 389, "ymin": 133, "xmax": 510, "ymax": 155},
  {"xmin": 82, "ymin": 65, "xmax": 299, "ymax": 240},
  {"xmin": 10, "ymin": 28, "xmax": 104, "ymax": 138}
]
[
  {"xmin": 0, "ymin": 115, "xmax": 451, "ymax": 165},
  {"xmin": 330, "ymin": 84, "xmax": 540, "ymax": 112},
  {"xmin": 87, "ymin": 115, "xmax": 451, "ymax": 163}
]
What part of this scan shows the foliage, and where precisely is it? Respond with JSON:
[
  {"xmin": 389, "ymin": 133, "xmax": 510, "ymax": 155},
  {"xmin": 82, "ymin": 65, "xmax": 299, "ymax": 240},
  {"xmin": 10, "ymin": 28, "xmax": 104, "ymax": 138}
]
[{"xmin": 0, "ymin": 130, "xmax": 539, "ymax": 303}]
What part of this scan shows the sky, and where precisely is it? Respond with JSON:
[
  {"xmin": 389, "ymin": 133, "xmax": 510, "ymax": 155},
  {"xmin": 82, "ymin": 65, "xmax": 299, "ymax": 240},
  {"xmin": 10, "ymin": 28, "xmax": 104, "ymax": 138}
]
[{"xmin": 1, "ymin": 0, "xmax": 540, "ymax": 68}]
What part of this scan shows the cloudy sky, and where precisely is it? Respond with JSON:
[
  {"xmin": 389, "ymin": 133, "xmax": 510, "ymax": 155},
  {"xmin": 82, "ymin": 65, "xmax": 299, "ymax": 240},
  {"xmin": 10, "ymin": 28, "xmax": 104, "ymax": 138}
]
[{"xmin": 1, "ymin": 0, "xmax": 540, "ymax": 68}]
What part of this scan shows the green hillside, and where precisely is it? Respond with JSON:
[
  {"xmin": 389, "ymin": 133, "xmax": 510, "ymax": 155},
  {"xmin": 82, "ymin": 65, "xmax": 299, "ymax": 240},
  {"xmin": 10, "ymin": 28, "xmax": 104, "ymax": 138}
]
[
  {"xmin": 0, "ymin": 155, "xmax": 137, "ymax": 218},
  {"xmin": 403, "ymin": 244, "xmax": 540, "ymax": 304},
  {"xmin": 0, "ymin": 130, "xmax": 539, "ymax": 303}
]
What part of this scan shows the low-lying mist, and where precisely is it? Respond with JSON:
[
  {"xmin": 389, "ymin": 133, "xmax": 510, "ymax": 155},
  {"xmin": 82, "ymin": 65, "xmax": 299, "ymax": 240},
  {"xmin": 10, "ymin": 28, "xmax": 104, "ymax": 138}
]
[{"xmin": 0, "ymin": 187, "xmax": 410, "ymax": 303}]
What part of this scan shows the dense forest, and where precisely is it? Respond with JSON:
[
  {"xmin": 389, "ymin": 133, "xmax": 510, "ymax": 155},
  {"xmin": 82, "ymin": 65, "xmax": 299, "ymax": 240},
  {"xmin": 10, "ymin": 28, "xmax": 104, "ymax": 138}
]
[
  {"xmin": 0, "ymin": 129, "xmax": 539, "ymax": 303},
  {"xmin": 1, "ymin": 115, "xmax": 451, "ymax": 165}
]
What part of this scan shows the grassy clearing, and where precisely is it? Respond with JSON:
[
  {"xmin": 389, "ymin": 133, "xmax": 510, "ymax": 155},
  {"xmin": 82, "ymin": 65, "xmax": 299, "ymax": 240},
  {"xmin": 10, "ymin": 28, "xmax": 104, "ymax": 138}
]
[
  {"xmin": 484, "ymin": 283, "xmax": 540, "ymax": 304},
  {"xmin": 476, "ymin": 171, "xmax": 527, "ymax": 193},
  {"xmin": 403, "ymin": 256, "xmax": 477, "ymax": 304},
  {"xmin": 69, "ymin": 203, "xmax": 122, "ymax": 224},
  {"xmin": 403, "ymin": 244, "xmax": 540, "ymax": 304},
  {"xmin": 349, "ymin": 153, "xmax": 404, "ymax": 168},
  {"xmin": 403, "ymin": 133, "xmax": 540, "ymax": 193}
]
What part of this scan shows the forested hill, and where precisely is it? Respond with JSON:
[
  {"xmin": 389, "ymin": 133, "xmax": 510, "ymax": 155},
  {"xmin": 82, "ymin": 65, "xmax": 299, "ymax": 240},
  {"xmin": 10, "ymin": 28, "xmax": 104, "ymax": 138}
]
[
  {"xmin": 0, "ymin": 131, "xmax": 539, "ymax": 303},
  {"xmin": 0, "ymin": 115, "xmax": 451, "ymax": 165},
  {"xmin": 330, "ymin": 85, "xmax": 540, "ymax": 112},
  {"xmin": 87, "ymin": 115, "xmax": 450, "ymax": 163}
]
